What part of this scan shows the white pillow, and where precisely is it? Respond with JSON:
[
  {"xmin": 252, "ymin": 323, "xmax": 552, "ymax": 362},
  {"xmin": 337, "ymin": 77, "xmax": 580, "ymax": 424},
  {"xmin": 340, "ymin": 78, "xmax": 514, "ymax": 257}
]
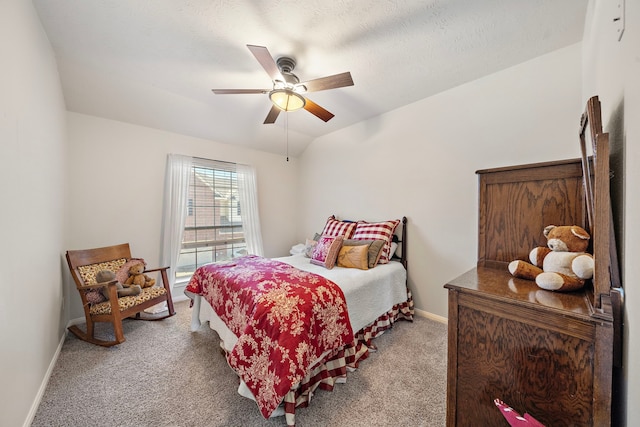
[
  {"xmin": 303, "ymin": 238, "xmax": 318, "ymax": 258},
  {"xmin": 389, "ymin": 242, "xmax": 398, "ymax": 259},
  {"xmin": 289, "ymin": 243, "xmax": 306, "ymax": 255}
]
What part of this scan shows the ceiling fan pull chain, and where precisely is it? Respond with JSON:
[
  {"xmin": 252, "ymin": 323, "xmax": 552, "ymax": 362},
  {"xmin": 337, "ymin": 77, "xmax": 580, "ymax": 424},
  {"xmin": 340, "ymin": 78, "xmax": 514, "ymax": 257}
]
[{"xmin": 285, "ymin": 113, "xmax": 289, "ymax": 162}]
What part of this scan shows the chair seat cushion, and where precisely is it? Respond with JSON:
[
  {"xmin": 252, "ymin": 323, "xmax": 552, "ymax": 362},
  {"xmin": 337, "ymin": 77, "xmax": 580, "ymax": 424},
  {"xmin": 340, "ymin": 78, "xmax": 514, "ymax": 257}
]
[{"xmin": 89, "ymin": 286, "xmax": 167, "ymax": 315}]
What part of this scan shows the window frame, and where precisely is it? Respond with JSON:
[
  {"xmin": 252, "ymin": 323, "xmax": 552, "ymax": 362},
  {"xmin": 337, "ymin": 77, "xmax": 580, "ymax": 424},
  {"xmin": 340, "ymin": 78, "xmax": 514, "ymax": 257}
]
[{"xmin": 174, "ymin": 159, "xmax": 247, "ymax": 282}]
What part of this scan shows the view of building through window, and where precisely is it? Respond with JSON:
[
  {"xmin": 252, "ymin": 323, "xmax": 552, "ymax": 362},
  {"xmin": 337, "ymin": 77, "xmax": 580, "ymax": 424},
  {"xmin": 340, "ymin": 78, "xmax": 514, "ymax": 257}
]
[{"xmin": 175, "ymin": 165, "xmax": 246, "ymax": 280}]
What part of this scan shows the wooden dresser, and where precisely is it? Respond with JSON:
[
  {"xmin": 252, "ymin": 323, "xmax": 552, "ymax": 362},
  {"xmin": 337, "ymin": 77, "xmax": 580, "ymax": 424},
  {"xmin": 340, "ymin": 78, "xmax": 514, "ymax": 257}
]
[{"xmin": 444, "ymin": 157, "xmax": 618, "ymax": 426}]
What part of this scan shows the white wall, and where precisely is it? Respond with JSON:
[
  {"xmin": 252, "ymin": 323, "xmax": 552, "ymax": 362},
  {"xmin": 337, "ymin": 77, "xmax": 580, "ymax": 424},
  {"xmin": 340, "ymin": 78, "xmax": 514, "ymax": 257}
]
[
  {"xmin": 0, "ymin": 1, "xmax": 68, "ymax": 426},
  {"xmin": 583, "ymin": 0, "xmax": 640, "ymax": 424},
  {"xmin": 297, "ymin": 44, "xmax": 582, "ymax": 318},
  {"xmin": 66, "ymin": 113, "xmax": 300, "ymax": 319}
]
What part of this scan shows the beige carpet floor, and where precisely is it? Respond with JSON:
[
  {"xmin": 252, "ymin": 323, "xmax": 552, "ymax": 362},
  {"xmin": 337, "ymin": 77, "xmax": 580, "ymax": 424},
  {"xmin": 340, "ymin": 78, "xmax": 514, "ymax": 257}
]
[{"xmin": 31, "ymin": 300, "xmax": 447, "ymax": 427}]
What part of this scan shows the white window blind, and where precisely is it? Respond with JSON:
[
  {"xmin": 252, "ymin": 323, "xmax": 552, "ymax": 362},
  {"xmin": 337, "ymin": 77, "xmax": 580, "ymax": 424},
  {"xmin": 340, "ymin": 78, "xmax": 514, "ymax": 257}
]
[{"xmin": 175, "ymin": 158, "xmax": 247, "ymax": 280}]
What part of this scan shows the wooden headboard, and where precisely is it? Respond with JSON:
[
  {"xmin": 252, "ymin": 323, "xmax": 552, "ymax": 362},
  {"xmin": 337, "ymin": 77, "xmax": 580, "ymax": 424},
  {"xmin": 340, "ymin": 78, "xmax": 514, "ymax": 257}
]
[
  {"xmin": 392, "ymin": 216, "xmax": 408, "ymax": 271},
  {"xmin": 330, "ymin": 215, "xmax": 408, "ymax": 270}
]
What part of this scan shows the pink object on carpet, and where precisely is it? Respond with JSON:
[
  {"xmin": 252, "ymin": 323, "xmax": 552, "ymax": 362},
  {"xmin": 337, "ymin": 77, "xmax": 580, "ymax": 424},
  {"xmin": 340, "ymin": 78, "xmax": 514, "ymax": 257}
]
[{"xmin": 494, "ymin": 399, "xmax": 545, "ymax": 427}]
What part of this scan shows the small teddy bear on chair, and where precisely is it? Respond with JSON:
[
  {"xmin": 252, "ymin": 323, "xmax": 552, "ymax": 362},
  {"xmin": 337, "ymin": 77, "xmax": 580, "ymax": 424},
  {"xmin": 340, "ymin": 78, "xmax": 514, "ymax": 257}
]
[
  {"xmin": 96, "ymin": 270, "xmax": 141, "ymax": 298},
  {"xmin": 508, "ymin": 225, "xmax": 594, "ymax": 292},
  {"xmin": 124, "ymin": 262, "xmax": 156, "ymax": 288}
]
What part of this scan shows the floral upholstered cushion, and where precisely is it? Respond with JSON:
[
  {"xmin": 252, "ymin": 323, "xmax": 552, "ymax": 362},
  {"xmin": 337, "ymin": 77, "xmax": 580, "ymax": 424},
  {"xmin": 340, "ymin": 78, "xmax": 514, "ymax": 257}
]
[
  {"xmin": 77, "ymin": 259, "xmax": 127, "ymax": 285},
  {"xmin": 77, "ymin": 258, "xmax": 131, "ymax": 306},
  {"xmin": 88, "ymin": 286, "xmax": 167, "ymax": 315}
]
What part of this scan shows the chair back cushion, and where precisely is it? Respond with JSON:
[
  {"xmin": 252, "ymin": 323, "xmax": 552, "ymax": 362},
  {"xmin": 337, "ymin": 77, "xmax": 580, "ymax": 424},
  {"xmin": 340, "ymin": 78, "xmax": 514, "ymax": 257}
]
[{"xmin": 77, "ymin": 258, "xmax": 127, "ymax": 286}]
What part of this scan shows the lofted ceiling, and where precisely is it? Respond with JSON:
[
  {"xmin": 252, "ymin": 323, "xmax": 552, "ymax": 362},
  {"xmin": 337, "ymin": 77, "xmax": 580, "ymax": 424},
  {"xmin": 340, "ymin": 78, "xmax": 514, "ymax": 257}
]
[{"xmin": 33, "ymin": 0, "xmax": 587, "ymax": 158}]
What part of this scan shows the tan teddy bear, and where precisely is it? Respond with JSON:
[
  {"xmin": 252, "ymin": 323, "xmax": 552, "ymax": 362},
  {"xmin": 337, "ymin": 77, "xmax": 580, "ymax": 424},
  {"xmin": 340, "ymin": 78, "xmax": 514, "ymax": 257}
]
[
  {"xmin": 124, "ymin": 263, "xmax": 156, "ymax": 288},
  {"xmin": 508, "ymin": 225, "xmax": 594, "ymax": 292}
]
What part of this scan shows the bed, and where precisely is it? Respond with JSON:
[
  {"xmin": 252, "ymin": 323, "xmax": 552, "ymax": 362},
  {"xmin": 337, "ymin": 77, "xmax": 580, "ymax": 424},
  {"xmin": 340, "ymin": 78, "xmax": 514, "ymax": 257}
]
[{"xmin": 185, "ymin": 216, "xmax": 413, "ymax": 426}]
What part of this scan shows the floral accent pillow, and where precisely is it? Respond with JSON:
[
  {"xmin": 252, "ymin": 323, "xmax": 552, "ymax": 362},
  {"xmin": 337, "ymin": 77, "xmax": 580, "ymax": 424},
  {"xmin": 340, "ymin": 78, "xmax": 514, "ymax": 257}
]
[{"xmin": 310, "ymin": 235, "xmax": 344, "ymax": 269}]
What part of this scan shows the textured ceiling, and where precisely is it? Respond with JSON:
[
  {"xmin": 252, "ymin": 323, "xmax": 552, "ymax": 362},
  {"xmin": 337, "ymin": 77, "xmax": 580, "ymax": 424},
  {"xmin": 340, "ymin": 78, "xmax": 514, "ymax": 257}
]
[{"xmin": 33, "ymin": 0, "xmax": 587, "ymax": 158}]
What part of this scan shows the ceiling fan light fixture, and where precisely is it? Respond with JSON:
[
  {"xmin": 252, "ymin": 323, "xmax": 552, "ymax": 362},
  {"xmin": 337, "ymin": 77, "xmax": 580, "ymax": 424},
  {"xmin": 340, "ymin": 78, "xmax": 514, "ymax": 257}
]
[{"xmin": 269, "ymin": 89, "xmax": 305, "ymax": 112}]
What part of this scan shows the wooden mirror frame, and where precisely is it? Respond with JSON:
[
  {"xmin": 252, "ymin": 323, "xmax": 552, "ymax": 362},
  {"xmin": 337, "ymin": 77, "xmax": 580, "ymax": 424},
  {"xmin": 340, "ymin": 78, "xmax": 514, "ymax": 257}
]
[{"xmin": 578, "ymin": 96, "xmax": 621, "ymax": 305}]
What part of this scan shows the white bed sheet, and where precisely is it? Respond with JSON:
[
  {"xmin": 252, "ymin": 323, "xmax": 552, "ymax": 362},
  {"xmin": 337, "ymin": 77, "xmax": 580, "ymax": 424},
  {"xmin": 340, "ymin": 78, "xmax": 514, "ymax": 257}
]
[{"xmin": 274, "ymin": 253, "xmax": 408, "ymax": 332}]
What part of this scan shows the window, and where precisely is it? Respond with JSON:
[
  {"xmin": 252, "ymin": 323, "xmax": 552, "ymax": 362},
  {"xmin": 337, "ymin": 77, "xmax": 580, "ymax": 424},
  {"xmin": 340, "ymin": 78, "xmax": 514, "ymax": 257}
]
[{"xmin": 175, "ymin": 160, "xmax": 247, "ymax": 281}]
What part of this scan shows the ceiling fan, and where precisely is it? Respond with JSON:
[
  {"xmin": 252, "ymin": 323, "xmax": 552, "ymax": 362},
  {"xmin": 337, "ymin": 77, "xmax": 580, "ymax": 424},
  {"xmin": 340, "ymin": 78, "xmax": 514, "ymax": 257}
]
[{"xmin": 212, "ymin": 44, "xmax": 354, "ymax": 124}]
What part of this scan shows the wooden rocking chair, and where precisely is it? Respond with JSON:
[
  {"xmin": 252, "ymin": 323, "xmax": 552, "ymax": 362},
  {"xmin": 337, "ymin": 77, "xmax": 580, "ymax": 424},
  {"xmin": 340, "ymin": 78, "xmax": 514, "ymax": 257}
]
[{"xmin": 66, "ymin": 243, "xmax": 176, "ymax": 347}]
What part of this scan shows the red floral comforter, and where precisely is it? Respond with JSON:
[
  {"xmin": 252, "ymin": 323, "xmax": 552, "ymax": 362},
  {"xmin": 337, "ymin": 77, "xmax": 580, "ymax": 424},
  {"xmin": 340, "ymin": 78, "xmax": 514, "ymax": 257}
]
[{"xmin": 185, "ymin": 255, "xmax": 355, "ymax": 418}]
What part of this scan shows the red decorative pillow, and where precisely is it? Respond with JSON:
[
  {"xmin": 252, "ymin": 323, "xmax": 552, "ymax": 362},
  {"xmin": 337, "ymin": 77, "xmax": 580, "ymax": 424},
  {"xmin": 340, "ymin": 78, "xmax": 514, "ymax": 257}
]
[
  {"xmin": 352, "ymin": 219, "xmax": 400, "ymax": 264},
  {"xmin": 321, "ymin": 215, "xmax": 357, "ymax": 239},
  {"xmin": 310, "ymin": 235, "xmax": 344, "ymax": 269}
]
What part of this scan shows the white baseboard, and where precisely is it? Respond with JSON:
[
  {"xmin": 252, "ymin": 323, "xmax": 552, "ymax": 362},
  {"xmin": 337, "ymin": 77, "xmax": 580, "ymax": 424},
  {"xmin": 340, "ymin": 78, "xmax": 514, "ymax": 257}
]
[
  {"xmin": 23, "ymin": 330, "xmax": 67, "ymax": 427},
  {"xmin": 68, "ymin": 316, "xmax": 85, "ymax": 327},
  {"xmin": 26, "ymin": 286, "xmax": 191, "ymax": 427},
  {"xmin": 172, "ymin": 293, "xmax": 189, "ymax": 303},
  {"xmin": 414, "ymin": 307, "xmax": 448, "ymax": 324},
  {"xmin": 172, "ymin": 283, "xmax": 188, "ymax": 303}
]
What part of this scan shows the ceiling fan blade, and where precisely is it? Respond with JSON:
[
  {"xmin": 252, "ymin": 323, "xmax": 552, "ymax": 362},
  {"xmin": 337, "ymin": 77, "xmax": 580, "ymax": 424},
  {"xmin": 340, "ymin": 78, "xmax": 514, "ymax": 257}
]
[
  {"xmin": 247, "ymin": 44, "xmax": 283, "ymax": 82},
  {"xmin": 303, "ymin": 98, "xmax": 335, "ymax": 122},
  {"xmin": 263, "ymin": 105, "xmax": 281, "ymax": 124},
  {"xmin": 299, "ymin": 72, "xmax": 354, "ymax": 92},
  {"xmin": 212, "ymin": 89, "xmax": 268, "ymax": 94}
]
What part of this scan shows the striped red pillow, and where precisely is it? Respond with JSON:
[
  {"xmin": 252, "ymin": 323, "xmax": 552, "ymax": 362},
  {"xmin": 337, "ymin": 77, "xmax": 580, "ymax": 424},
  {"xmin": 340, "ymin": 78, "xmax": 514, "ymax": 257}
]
[
  {"xmin": 352, "ymin": 219, "xmax": 400, "ymax": 264},
  {"xmin": 321, "ymin": 215, "xmax": 357, "ymax": 238}
]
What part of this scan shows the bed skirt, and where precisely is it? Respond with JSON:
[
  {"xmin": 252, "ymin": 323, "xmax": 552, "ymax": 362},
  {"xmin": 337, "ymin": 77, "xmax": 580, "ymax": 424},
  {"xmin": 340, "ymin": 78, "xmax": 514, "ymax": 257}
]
[{"xmin": 281, "ymin": 289, "xmax": 414, "ymax": 426}]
